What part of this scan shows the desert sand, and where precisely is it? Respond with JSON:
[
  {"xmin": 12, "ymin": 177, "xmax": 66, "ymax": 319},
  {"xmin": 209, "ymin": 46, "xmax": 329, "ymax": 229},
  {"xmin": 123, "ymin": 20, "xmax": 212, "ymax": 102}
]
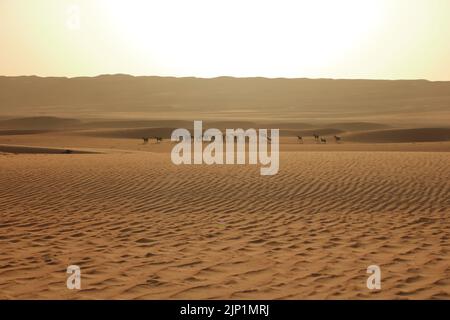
[
  {"xmin": 0, "ymin": 126, "xmax": 449, "ymax": 299},
  {"xmin": 0, "ymin": 76, "xmax": 450, "ymax": 299}
]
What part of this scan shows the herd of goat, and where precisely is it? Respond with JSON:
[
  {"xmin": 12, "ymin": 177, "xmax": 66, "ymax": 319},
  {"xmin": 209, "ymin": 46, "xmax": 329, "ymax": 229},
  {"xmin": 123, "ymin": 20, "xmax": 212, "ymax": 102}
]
[
  {"xmin": 142, "ymin": 137, "xmax": 162, "ymax": 144},
  {"xmin": 141, "ymin": 134, "xmax": 342, "ymax": 144},
  {"xmin": 298, "ymin": 134, "xmax": 342, "ymax": 144}
]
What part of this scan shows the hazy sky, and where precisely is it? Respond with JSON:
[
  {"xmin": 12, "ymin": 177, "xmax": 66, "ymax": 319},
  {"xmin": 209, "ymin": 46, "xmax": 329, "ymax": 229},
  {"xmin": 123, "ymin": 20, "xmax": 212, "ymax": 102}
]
[{"xmin": 1, "ymin": 0, "xmax": 449, "ymax": 80}]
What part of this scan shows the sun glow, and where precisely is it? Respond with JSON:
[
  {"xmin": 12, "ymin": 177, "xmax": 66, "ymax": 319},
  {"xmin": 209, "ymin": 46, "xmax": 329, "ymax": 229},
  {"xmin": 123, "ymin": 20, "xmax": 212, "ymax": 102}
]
[
  {"xmin": 97, "ymin": 0, "xmax": 385, "ymax": 77},
  {"xmin": 2, "ymin": 0, "xmax": 450, "ymax": 80}
]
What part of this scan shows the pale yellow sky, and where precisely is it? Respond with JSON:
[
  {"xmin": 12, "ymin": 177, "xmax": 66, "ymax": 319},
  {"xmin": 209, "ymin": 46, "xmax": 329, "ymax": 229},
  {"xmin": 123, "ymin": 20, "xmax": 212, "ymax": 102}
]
[{"xmin": 1, "ymin": 0, "xmax": 449, "ymax": 80}]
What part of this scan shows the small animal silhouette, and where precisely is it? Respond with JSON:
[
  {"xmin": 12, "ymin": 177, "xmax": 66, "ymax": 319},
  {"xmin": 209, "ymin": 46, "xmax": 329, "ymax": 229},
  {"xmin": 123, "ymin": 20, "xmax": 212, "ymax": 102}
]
[
  {"xmin": 320, "ymin": 137, "xmax": 327, "ymax": 144},
  {"xmin": 313, "ymin": 134, "xmax": 320, "ymax": 141},
  {"xmin": 334, "ymin": 135, "xmax": 342, "ymax": 143},
  {"xmin": 155, "ymin": 137, "xmax": 163, "ymax": 143},
  {"xmin": 297, "ymin": 136, "xmax": 303, "ymax": 143},
  {"xmin": 142, "ymin": 137, "xmax": 149, "ymax": 144}
]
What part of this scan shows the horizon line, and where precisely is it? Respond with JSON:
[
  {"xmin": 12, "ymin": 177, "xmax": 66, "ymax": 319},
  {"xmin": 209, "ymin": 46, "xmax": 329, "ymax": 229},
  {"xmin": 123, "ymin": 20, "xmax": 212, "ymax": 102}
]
[{"xmin": 1, "ymin": 74, "xmax": 449, "ymax": 82}]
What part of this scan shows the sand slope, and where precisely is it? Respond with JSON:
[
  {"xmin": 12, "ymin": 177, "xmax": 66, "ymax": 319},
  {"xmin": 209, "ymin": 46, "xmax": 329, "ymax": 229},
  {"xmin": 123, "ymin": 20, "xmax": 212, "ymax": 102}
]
[
  {"xmin": 1, "ymin": 151, "xmax": 449, "ymax": 299},
  {"xmin": 0, "ymin": 144, "xmax": 97, "ymax": 154},
  {"xmin": 346, "ymin": 128, "xmax": 450, "ymax": 143},
  {"xmin": 0, "ymin": 116, "xmax": 81, "ymax": 129}
]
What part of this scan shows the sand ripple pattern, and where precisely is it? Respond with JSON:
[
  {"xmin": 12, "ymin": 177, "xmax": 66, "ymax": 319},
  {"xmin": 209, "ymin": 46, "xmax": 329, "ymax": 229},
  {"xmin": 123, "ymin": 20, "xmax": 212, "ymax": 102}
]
[{"xmin": 0, "ymin": 152, "xmax": 449, "ymax": 299}]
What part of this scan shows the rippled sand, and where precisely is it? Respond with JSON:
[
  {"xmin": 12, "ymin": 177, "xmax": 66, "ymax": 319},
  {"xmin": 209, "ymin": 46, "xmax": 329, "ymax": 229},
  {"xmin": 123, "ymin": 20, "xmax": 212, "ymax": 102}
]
[{"xmin": 1, "ymin": 150, "xmax": 449, "ymax": 299}]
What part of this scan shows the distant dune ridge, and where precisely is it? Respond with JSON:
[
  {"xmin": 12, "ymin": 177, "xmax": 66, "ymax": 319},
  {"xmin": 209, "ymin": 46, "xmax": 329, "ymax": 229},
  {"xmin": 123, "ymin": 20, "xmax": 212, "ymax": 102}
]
[{"xmin": 1, "ymin": 75, "xmax": 450, "ymax": 126}]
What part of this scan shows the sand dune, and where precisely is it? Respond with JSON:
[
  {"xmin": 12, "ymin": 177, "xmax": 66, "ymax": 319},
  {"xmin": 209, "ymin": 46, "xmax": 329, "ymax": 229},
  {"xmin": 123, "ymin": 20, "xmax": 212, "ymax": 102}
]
[
  {"xmin": 0, "ymin": 116, "xmax": 394, "ymax": 142},
  {"xmin": 0, "ymin": 148, "xmax": 449, "ymax": 299},
  {"xmin": 79, "ymin": 120, "xmax": 193, "ymax": 130},
  {"xmin": 0, "ymin": 116, "xmax": 389, "ymax": 133},
  {"xmin": 346, "ymin": 128, "xmax": 450, "ymax": 143},
  {"xmin": 80, "ymin": 127, "xmax": 346, "ymax": 139},
  {"xmin": 284, "ymin": 128, "xmax": 344, "ymax": 137},
  {"xmin": 0, "ymin": 116, "xmax": 80, "ymax": 130},
  {"xmin": 2, "ymin": 130, "xmax": 450, "ymax": 154},
  {"xmin": 0, "ymin": 144, "xmax": 97, "ymax": 154},
  {"xmin": 0, "ymin": 130, "xmax": 50, "ymax": 136},
  {"xmin": 1, "ymin": 75, "xmax": 449, "ymax": 300},
  {"xmin": 80, "ymin": 128, "xmax": 178, "ymax": 139},
  {"xmin": 323, "ymin": 122, "xmax": 391, "ymax": 131}
]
